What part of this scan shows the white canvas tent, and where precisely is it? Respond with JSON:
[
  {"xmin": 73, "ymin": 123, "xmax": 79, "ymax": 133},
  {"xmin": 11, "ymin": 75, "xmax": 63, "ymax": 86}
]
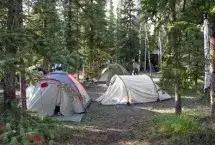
[
  {"xmin": 96, "ymin": 75, "xmax": 171, "ymax": 105},
  {"xmin": 98, "ymin": 63, "xmax": 129, "ymax": 85},
  {"xmin": 27, "ymin": 71, "xmax": 91, "ymax": 121}
]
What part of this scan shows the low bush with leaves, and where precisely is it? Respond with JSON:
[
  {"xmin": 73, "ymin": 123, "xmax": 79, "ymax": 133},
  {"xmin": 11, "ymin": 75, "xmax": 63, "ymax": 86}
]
[{"xmin": 0, "ymin": 101, "xmax": 71, "ymax": 145}]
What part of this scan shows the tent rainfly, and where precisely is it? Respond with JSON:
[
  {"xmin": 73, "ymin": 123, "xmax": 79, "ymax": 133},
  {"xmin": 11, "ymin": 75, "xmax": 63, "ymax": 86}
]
[
  {"xmin": 96, "ymin": 74, "xmax": 171, "ymax": 105},
  {"xmin": 27, "ymin": 71, "xmax": 91, "ymax": 117},
  {"xmin": 98, "ymin": 63, "xmax": 129, "ymax": 85}
]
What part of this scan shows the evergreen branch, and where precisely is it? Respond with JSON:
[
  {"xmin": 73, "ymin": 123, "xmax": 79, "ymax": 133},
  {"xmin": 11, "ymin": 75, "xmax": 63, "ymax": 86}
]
[
  {"xmin": 0, "ymin": 0, "xmax": 8, "ymax": 8},
  {"xmin": 73, "ymin": 0, "xmax": 93, "ymax": 21}
]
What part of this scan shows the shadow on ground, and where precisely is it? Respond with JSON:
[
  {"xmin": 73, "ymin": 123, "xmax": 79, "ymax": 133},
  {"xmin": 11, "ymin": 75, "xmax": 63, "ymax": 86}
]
[{"xmin": 61, "ymin": 102, "xmax": 156, "ymax": 145}]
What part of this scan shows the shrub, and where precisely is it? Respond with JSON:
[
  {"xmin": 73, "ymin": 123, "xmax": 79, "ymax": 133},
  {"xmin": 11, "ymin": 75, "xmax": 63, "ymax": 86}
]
[{"xmin": 0, "ymin": 101, "xmax": 71, "ymax": 144}]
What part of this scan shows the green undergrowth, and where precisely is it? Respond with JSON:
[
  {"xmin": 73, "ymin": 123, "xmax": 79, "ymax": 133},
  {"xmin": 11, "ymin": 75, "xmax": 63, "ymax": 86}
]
[
  {"xmin": 151, "ymin": 114, "xmax": 215, "ymax": 145},
  {"xmin": 169, "ymin": 128, "xmax": 215, "ymax": 145},
  {"xmin": 0, "ymin": 101, "xmax": 72, "ymax": 145},
  {"xmin": 153, "ymin": 114, "xmax": 200, "ymax": 136}
]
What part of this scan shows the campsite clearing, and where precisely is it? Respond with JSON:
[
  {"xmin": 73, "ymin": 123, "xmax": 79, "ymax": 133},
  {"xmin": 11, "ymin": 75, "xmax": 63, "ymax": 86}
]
[
  {"xmin": 0, "ymin": 81, "xmax": 211, "ymax": 145},
  {"xmin": 59, "ymin": 85, "xmax": 210, "ymax": 145},
  {"xmin": 0, "ymin": 73, "xmax": 210, "ymax": 145}
]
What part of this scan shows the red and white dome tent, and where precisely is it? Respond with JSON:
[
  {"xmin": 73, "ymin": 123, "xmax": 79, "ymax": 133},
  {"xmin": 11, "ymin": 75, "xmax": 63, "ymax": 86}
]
[{"xmin": 26, "ymin": 71, "xmax": 91, "ymax": 121}]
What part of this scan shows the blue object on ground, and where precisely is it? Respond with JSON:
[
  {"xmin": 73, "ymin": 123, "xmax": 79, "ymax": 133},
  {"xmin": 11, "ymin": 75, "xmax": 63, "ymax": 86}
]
[
  {"xmin": 116, "ymin": 104, "xmax": 127, "ymax": 108},
  {"xmin": 154, "ymin": 66, "xmax": 160, "ymax": 72}
]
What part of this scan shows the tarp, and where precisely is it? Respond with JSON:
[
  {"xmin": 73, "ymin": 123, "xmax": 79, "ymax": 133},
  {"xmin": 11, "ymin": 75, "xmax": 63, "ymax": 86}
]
[{"xmin": 96, "ymin": 74, "xmax": 171, "ymax": 105}]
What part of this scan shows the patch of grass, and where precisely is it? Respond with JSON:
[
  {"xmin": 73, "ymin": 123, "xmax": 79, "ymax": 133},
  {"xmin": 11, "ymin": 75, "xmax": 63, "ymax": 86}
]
[
  {"xmin": 151, "ymin": 114, "xmax": 215, "ymax": 145},
  {"xmin": 183, "ymin": 108, "xmax": 210, "ymax": 119},
  {"xmin": 152, "ymin": 114, "xmax": 200, "ymax": 139},
  {"xmin": 168, "ymin": 127, "xmax": 215, "ymax": 145}
]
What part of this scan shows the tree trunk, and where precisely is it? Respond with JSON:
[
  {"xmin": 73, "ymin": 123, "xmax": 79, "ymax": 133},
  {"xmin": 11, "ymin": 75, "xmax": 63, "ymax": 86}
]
[
  {"xmin": 158, "ymin": 31, "xmax": 162, "ymax": 67},
  {"xmin": 204, "ymin": 13, "xmax": 210, "ymax": 96},
  {"xmin": 20, "ymin": 71, "xmax": 27, "ymax": 109},
  {"xmin": 3, "ymin": 70, "xmax": 16, "ymax": 110},
  {"xmin": 182, "ymin": 0, "xmax": 187, "ymax": 12},
  {"xmin": 66, "ymin": 0, "xmax": 72, "ymax": 52},
  {"xmin": 174, "ymin": 28, "xmax": 182, "ymax": 115},
  {"xmin": 4, "ymin": 0, "xmax": 22, "ymax": 109},
  {"xmin": 19, "ymin": 57, "xmax": 26, "ymax": 109},
  {"xmin": 169, "ymin": 0, "xmax": 182, "ymax": 115},
  {"xmin": 144, "ymin": 24, "xmax": 147, "ymax": 71},
  {"xmin": 210, "ymin": 14, "xmax": 215, "ymax": 128},
  {"xmin": 89, "ymin": 25, "xmax": 93, "ymax": 73},
  {"xmin": 175, "ymin": 67, "xmax": 182, "ymax": 115}
]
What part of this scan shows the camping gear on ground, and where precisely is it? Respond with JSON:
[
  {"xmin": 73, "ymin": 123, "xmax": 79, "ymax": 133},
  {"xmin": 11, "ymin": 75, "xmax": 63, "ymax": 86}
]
[
  {"xmin": 132, "ymin": 61, "xmax": 140, "ymax": 75},
  {"xmin": 151, "ymin": 65, "xmax": 160, "ymax": 72},
  {"xmin": 96, "ymin": 74, "xmax": 171, "ymax": 105},
  {"xmin": 26, "ymin": 71, "xmax": 91, "ymax": 119},
  {"xmin": 51, "ymin": 63, "xmax": 62, "ymax": 71},
  {"xmin": 98, "ymin": 63, "xmax": 129, "ymax": 85}
]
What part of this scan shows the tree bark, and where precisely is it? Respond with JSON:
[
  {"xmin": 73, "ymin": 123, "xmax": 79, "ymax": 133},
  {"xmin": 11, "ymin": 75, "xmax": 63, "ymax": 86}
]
[
  {"xmin": 210, "ymin": 14, "xmax": 215, "ymax": 128},
  {"xmin": 204, "ymin": 13, "xmax": 210, "ymax": 96},
  {"xmin": 182, "ymin": 0, "xmax": 186, "ymax": 12},
  {"xmin": 89, "ymin": 24, "xmax": 94, "ymax": 73},
  {"xmin": 174, "ymin": 29, "xmax": 182, "ymax": 115},
  {"xmin": 4, "ymin": 0, "xmax": 22, "ymax": 109},
  {"xmin": 3, "ymin": 70, "xmax": 16, "ymax": 110},
  {"xmin": 88, "ymin": 0, "xmax": 94, "ymax": 73},
  {"xmin": 7, "ymin": 0, "xmax": 22, "ymax": 30},
  {"xmin": 175, "ymin": 70, "xmax": 182, "ymax": 114},
  {"xmin": 20, "ymin": 71, "xmax": 27, "ymax": 109},
  {"xmin": 65, "ymin": 0, "xmax": 72, "ymax": 52},
  {"xmin": 19, "ymin": 58, "xmax": 26, "ymax": 110}
]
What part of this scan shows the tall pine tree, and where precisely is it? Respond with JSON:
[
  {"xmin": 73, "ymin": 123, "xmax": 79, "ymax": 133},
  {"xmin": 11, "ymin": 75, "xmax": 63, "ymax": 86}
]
[{"xmin": 117, "ymin": 0, "xmax": 139, "ymax": 71}]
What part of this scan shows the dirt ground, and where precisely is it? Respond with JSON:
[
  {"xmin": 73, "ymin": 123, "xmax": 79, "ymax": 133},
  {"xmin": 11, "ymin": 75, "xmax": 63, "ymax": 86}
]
[{"xmin": 61, "ymin": 84, "xmax": 210, "ymax": 145}]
